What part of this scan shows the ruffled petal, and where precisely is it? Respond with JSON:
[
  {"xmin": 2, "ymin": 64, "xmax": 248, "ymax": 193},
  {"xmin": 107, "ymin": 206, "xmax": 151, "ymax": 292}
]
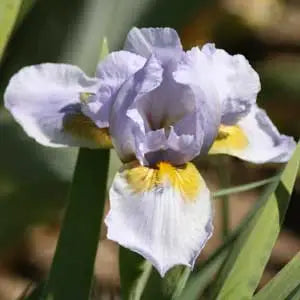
[
  {"xmin": 173, "ymin": 47, "xmax": 221, "ymax": 151},
  {"xmin": 109, "ymin": 55, "xmax": 164, "ymax": 162},
  {"xmin": 124, "ymin": 27, "xmax": 183, "ymax": 60},
  {"xmin": 133, "ymin": 125, "xmax": 202, "ymax": 166},
  {"xmin": 105, "ymin": 161, "xmax": 213, "ymax": 276},
  {"xmin": 202, "ymin": 43, "xmax": 260, "ymax": 125},
  {"xmin": 209, "ymin": 105, "xmax": 296, "ymax": 163},
  {"xmin": 82, "ymin": 51, "xmax": 146, "ymax": 127},
  {"xmin": 4, "ymin": 63, "xmax": 112, "ymax": 148},
  {"xmin": 125, "ymin": 61, "xmax": 204, "ymax": 166}
]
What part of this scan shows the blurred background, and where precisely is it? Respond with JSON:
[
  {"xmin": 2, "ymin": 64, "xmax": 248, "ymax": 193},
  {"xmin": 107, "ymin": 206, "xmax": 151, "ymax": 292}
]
[{"xmin": 0, "ymin": 0, "xmax": 299, "ymax": 299}]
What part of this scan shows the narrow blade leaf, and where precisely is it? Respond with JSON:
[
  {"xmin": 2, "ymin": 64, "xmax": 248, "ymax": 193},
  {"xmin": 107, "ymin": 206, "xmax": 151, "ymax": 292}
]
[
  {"xmin": 254, "ymin": 252, "xmax": 300, "ymax": 300},
  {"xmin": 213, "ymin": 175, "xmax": 280, "ymax": 198},
  {"xmin": 42, "ymin": 149, "xmax": 110, "ymax": 299},
  {"xmin": 120, "ymin": 247, "xmax": 153, "ymax": 300},
  {"xmin": 212, "ymin": 142, "xmax": 300, "ymax": 299},
  {"xmin": 178, "ymin": 250, "xmax": 227, "ymax": 300},
  {"xmin": 177, "ymin": 173, "xmax": 279, "ymax": 300},
  {"xmin": 0, "ymin": 0, "xmax": 23, "ymax": 61},
  {"xmin": 287, "ymin": 284, "xmax": 300, "ymax": 300},
  {"xmin": 142, "ymin": 266, "xmax": 191, "ymax": 300}
]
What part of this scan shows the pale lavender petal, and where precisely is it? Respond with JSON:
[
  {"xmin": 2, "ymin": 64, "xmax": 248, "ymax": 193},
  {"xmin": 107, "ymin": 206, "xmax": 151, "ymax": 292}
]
[
  {"xmin": 134, "ymin": 128, "xmax": 167, "ymax": 165},
  {"xmin": 109, "ymin": 55, "xmax": 164, "ymax": 162},
  {"xmin": 4, "ymin": 63, "xmax": 102, "ymax": 148},
  {"xmin": 124, "ymin": 27, "xmax": 183, "ymax": 60},
  {"xmin": 173, "ymin": 47, "xmax": 222, "ymax": 152},
  {"xmin": 133, "ymin": 126, "xmax": 200, "ymax": 166},
  {"xmin": 82, "ymin": 51, "xmax": 146, "ymax": 128},
  {"xmin": 166, "ymin": 126, "xmax": 201, "ymax": 164},
  {"xmin": 123, "ymin": 58, "xmax": 205, "ymax": 166},
  {"xmin": 202, "ymin": 43, "xmax": 261, "ymax": 125},
  {"xmin": 130, "ymin": 69, "xmax": 196, "ymax": 131}
]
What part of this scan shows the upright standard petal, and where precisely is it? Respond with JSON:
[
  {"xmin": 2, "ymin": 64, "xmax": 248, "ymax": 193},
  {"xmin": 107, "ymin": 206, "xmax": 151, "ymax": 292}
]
[
  {"xmin": 109, "ymin": 52, "xmax": 206, "ymax": 166},
  {"xmin": 124, "ymin": 27, "xmax": 183, "ymax": 60},
  {"xmin": 209, "ymin": 105, "xmax": 296, "ymax": 163},
  {"xmin": 4, "ymin": 63, "xmax": 112, "ymax": 148},
  {"xmin": 109, "ymin": 55, "xmax": 164, "ymax": 162},
  {"xmin": 202, "ymin": 44, "xmax": 260, "ymax": 125},
  {"xmin": 127, "ymin": 63, "xmax": 205, "ymax": 166},
  {"xmin": 82, "ymin": 51, "xmax": 146, "ymax": 128},
  {"xmin": 174, "ymin": 47, "xmax": 222, "ymax": 151},
  {"xmin": 105, "ymin": 161, "xmax": 213, "ymax": 276}
]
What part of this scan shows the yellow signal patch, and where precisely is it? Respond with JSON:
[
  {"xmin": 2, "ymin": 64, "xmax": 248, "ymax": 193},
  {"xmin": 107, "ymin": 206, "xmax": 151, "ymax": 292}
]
[
  {"xmin": 63, "ymin": 113, "xmax": 112, "ymax": 148},
  {"xmin": 124, "ymin": 161, "xmax": 203, "ymax": 202},
  {"xmin": 209, "ymin": 124, "xmax": 248, "ymax": 154}
]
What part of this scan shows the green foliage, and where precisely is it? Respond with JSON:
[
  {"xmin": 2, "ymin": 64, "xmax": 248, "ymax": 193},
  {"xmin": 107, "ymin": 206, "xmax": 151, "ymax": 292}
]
[
  {"xmin": 42, "ymin": 149, "xmax": 110, "ymax": 299},
  {"xmin": 0, "ymin": 114, "xmax": 76, "ymax": 250},
  {"xmin": 0, "ymin": 0, "xmax": 23, "ymax": 61},
  {"xmin": 212, "ymin": 174, "xmax": 280, "ymax": 198},
  {"xmin": 178, "ymin": 250, "xmax": 227, "ymax": 300},
  {"xmin": 141, "ymin": 266, "xmax": 191, "ymax": 300},
  {"xmin": 120, "ymin": 247, "xmax": 153, "ymax": 300},
  {"xmin": 287, "ymin": 284, "xmax": 300, "ymax": 300},
  {"xmin": 254, "ymin": 251, "xmax": 300, "ymax": 300},
  {"xmin": 15, "ymin": 0, "xmax": 37, "ymax": 27},
  {"xmin": 211, "ymin": 142, "xmax": 300, "ymax": 300},
  {"xmin": 177, "ymin": 172, "xmax": 282, "ymax": 300}
]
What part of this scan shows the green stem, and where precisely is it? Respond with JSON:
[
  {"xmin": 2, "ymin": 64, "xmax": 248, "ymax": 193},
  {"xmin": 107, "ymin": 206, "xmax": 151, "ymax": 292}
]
[
  {"xmin": 213, "ymin": 175, "xmax": 280, "ymax": 198},
  {"xmin": 217, "ymin": 157, "xmax": 230, "ymax": 240},
  {"xmin": 42, "ymin": 148, "xmax": 110, "ymax": 300},
  {"xmin": 221, "ymin": 195, "xmax": 229, "ymax": 239}
]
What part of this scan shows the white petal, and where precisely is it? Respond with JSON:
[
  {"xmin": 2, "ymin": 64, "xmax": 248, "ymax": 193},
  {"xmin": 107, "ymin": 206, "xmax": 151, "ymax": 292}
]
[
  {"xmin": 124, "ymin": 27, "xmax": 183, "ymax": 58},
  {"xmin": 105, "ymin": 162, "xmax": 213, "ymax": 276},
  {"xmin": 82, "ymin": 51, "xmax": 146, "ymax": 128},
  {"xmin": 4, "ymin": 63, "xmax": 107, "ymax": 148},
  {"xmin": 209, "ymin": 105, "xmax": 296, "ymax": 163}
]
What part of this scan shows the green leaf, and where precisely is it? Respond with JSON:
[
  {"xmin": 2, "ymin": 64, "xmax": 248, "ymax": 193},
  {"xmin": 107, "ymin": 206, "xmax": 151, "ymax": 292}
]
[
  {"xmin": 0, "ymin": 0, "xmax": 23, "ymax": 61},
  {"xmin": 178, "ymin": 249, "xmax": 228, "ymax": 300},
  {"xmin": 287, "ymin": 284, "xmax": 300, "ymax": 300},
  {"xmin": 212, "ymin": 142, "xmax": 300, "ymax": 300},
  {"xmin": 119, "ymin": 247, "xmax": 192, "ymax": 300},
  {"xmin": 213, "ymin": 174, "xmax": 280, "ymax": 198},
  {"xmin": 254, "ymin": 252, "xmax": 300, "ymax": 300},
  {"xmin": 141, "ymin": 172, "xmax": 283, "ymax": 300},
  {"xmin": 177, "ymin": 173, "xmax": 278, "ymax": 300},
  {"xmin": 15, "ymin": 0, "xmax": 37, "ymax": 27},
  {"xmin": 142, "ymin": 266, "xmax": 191, "ymax": 300},
  {"xmin": 42, "ymin": 149, "xmax": 110, "ymax": 299},
  {"xmin": 120, "ymin": 247, "xmax": 153, "ymax": 300},
  {"xmin": 217, "ymin": 157, "xmax": 231, "ymax": 240}
]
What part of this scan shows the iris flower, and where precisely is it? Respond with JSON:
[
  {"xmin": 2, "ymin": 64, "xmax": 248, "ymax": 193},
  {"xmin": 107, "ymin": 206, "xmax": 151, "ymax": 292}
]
[{"xmin": 5, "ymin": 27, "xmax": 296, "ymax": 276}]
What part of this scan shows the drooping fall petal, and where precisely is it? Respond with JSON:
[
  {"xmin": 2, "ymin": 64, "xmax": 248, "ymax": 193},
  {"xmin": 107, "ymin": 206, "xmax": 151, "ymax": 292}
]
[
  {"xmin": 105, "ymin": 161, "xmax": 213, "ymax": 276},
  {"xmin": 5, "ymin": 63, "xmax": 112, "ymax": 148}
]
